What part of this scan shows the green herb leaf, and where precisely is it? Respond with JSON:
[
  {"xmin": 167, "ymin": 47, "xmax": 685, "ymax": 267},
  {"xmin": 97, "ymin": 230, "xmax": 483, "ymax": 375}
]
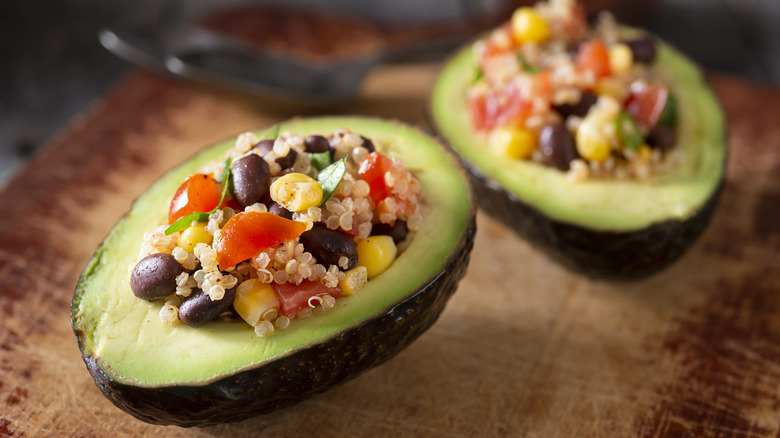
[
  {"xmin": 264, "ymin": 123, "xmax": 281, "ymax": 141},
  {"xmin": 165, "ymin": 212, "xmax": 211, "ymax": 235},
  {"xmin": 615, "ymin": 111, "xmax": 643, "ymax": 151},
  {"xmin": 165, "ymin": 158, "xmax": 234, "ymax": 235},
  {"xmin": 473, "ymin": 66, "xmax": 483, "ymax": 84},
  {"xmin": 218, "ymin": 157, "xmax": 232, "ymax": 185},
  {"xmin": 310, "ymin": 152, "xmax": 333, "ymax": 172},
  {"xmin": 317, "ymin": 157, "xmax": 347, "ymax": 207},
  {"xmin": 657, "ymin": 92, "xmax": 678, "ymax": 128},
  {"xmin": 517, "ymin": 54, "xmax": 540, "ymax": 74}
]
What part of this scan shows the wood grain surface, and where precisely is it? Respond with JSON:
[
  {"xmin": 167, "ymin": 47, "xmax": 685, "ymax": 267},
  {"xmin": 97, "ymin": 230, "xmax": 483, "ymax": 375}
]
[{"xmin": 1, "ymin": 62, "xmax": 779, "ymax": 437}]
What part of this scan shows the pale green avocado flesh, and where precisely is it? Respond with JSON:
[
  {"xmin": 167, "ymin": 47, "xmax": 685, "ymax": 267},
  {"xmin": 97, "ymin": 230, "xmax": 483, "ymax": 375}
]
[
  {"xmin": 72, "ymin": 117, "xmax": 471, "ymax": 387},
  {"xmin": 431, "ymin": 39, "xmax": 726, "ymax": 232}
]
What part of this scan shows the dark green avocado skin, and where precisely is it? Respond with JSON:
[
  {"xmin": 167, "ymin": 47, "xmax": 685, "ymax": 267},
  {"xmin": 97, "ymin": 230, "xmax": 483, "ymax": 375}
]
[
  {"xmin": 465, "ymin": 162, "xmax": 723, "ymax": 280},
  {"xmin": 78, "ymin": 214, "xmax": 476, "ymax": 427}
]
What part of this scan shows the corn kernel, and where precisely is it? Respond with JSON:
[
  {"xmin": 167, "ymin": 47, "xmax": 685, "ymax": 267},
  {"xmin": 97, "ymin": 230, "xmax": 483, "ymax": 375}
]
[
  {"xmin": 270, "ymin": 173, "xmax": 323, "ymax": 212},
  {"xmin": 576, "ymin": 114, "xmax": 611, "ymax": 162},
  {"xmin": 177, "ymin": 222, "xmax": 212, "ymax": 253},
  {"xmin": 511, "ymin": 8, "xmax": 550, "ymax": 45},
  {"xmin": 489, "ymin": 126, "xmax": 538, "ymax": 159},
  {"xmin": 356, "ymin": 236, "xmax": 397, "ymax": 279},
  {"xmin": 638, "ymin": 145, "xmax": 652, "ymax": 163},
  {"xmin": 234, "ymin": 279, "xmax": 280, "ymax": 327},
  {"xmin": 338, "ymin": 266, "xmax": 368, "ymax": 295},
  {"xmin": 609, "ymin": 43, "xmax": 633, "ymax": 75},
  {"xmin": 594, "ymin": 78, "xmax": 628, "ymax": 101}
]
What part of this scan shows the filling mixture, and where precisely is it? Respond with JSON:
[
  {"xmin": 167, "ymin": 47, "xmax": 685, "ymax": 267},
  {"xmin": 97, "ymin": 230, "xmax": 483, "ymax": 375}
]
[
  {"xmin": 130, "ymin": 128, "xmax": 422, "ymax": 337},
  {"xmin": 469, "ymin": 0, "xmax": 681, "ymax": 181}
]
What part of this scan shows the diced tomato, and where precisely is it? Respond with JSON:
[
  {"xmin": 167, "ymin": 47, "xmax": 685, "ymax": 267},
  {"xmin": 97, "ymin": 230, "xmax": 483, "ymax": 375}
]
[
  {"xmin": 534, "ymin": 69, "xmax": 552, "ymax": 101},
  {"xmin": 168, "ymin": 174, "xmax": 224, "ymax": 224},
  {"xmin": 576, "ymin": 39, "xmax": 611, "ymax": 79},
  {"xmin": 214, "ymin": 212, "xmax": 307, "ymax": 269},
  {"xmin": 358, "ymin": 152, "xmax": 394, "ymax": 204},
  {"xmin": 468, "ymin": 92, "xmax": 489, "ymax": 131},
  {"xmin": 469, "ymin": 84, "xmax": 534, "ymax": 131},
  {"xmin": 272, "ymin": 280, "xmax": 343, "ymax": 317},
  {"xmin": 625, "ymin": 84, "xmax": 669, "ymax": 130}
]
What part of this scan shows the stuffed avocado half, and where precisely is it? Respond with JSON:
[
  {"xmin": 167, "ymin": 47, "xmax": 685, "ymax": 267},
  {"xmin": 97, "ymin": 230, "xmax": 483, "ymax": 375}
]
[
  {"xmin": 429, "ymin": 8, "xmax": 726, "ymax": 279},
  {"xmin": 71, "ymin": 117, "xmax": 475, "ymax": 426}
]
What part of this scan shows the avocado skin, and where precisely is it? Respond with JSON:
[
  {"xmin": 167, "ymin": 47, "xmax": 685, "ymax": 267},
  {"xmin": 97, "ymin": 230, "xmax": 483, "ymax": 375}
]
[
  {"xmin": 78, "ymin": 214, "xmax": 476, "ymax": 427},
  {"xmin": 465, "ymin": 162, "xmax": 723, "ymax": 279}
]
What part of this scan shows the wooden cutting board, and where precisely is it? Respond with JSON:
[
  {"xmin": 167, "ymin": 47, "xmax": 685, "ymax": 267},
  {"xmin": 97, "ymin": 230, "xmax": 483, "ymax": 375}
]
[{"xmin": 1, "ymin": 62, "xmax": 779, "ymax": 437}]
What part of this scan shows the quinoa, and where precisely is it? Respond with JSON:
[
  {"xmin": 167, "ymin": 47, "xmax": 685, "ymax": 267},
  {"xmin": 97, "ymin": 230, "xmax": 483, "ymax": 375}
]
[{"xmin": 132, "ymin": 128, "xmax": 422, "ymax": 336}]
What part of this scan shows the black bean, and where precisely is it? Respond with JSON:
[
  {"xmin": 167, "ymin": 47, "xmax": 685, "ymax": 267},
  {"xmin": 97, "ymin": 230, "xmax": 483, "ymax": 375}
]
[
  {"xmin": 360, "ymin": 136, "xmax": 375, "ymax": 153},
  {"xmin": 299, "ymin": 224, "xmax": 358, "ymax": 270},
  {"xmin": 231, "ymin": 154, "xmax": 271, "ymax": 208},
  {"xmin": 646, "ymin": 125, "xmax": 677, "ymax": 151},
  {"xmin": 624, "ymin": 35, "xmax": 657, "ymax": 64},
  {"xmin": 371, "ymin": 220, "xmax": 408, "ymax": 244},
  {"xmin": 178, "ymin": 287, "xmax": 236, "ymax": 327},
  {"xmin": 268, "ymin": 201, "xmax": 293, "ymax": 220},
  {"xmin": 253, "ymin": 139, "xmax": 274, "ymax": 155},
  {"xmin": 253, "ymin": 138, "xmax": 297, "ymax": 170},
  {"xmin": 554, "ymin": 91, "xmax": 598, "ymax": 118},
  {"xmin": 304, "ymin": 135, "xmax": 331, "ymax": 153},
  {"xmin": 130, "ymin": 253, "xmax": 183, "ymax": 301},
  {"xmin": 276, "ymin": 148, "xmax": 297, "ymax": 170},
  {"xmin": 539, "ymin": 123, "xmax": 579, "ymax": 171}
]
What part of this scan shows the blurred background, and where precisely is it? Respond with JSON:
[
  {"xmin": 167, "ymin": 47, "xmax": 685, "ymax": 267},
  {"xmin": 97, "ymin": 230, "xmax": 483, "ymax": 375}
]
[{"xmin": 1, "ymin": 0, "xmax": 778, "ymax": 184}]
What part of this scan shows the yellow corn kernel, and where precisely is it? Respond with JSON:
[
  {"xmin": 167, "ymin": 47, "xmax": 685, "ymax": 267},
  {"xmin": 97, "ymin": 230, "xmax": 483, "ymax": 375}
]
[
  {"xmin": 511, "ymin": 8, "xmax": 550, "ymax": 44},
  {"xmin": 489, "ymin": 126, "xmax": 538, "ymax": 160},
  {"xmin": 270, "ymin": 173, "xmax": 323, "ymax": 212},
  {"xmin": 338, "ymin": 266, "xmax": 368, "ymax": 295},
  {"xmin": 609, "ymin": 43, "xmax": 633, "ymax": 75},
  {"xmin": 638, "ymin": 145, "xmax": 652, "ymax": 163},
  {"xmin": 576, "ymin": 115, "xmax": 611, "ymax": 162},
  {"xmin": 234, "ymin": 279, "xmax": 280, "ymax": 327},
  {"xmin": 594, "ymin": 77, "xmax": 628, "ymax": 101},
  {"xmin": 177, "ymin": 222, "xmax": 212, "ymax": 253},
  {"xmin": 356, "ymin": 235, "xmax": 397, "ymax": 279}
]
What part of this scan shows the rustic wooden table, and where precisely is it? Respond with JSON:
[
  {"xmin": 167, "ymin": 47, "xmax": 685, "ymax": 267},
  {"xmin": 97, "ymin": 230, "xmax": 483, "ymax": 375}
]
[{"xmin": 1, "ymin": 62, "xmax": 779, "ymax": 436}]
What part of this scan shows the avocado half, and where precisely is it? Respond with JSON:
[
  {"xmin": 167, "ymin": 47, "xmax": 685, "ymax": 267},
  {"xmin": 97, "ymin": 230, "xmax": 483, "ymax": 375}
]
[
  {"xmin": 71, "ymin": 117, "xmax": 476, "ymax": 426},
  {"xmin": 430, "ymin": 37, "xmax": 726, "ymax": 280}
]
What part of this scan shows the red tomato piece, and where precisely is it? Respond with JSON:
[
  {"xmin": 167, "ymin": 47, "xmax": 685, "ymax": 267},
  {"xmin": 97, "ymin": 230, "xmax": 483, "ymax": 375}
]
[
  {"xmin": 576, "ymin": 39, "xmax": 611, "ymax": 78},
  {"xmin": 215, "ymin": 212, "xmax": 307, "ymax": 269},
  {"xmin": 533, "ymin": 69, "xmax": 553, "ymax": 102},
  {"xmin": 358, "ymin": 152, "xmax": 394, "ymax": 204},
  {"xmin": 495, "ymin": 85, "xmax": 534, "ymax": 128},
  {"xmin": 168, "ymin": 174, "xmax": 224, "ymax": 225},
  {"xmin": 272, "ymin": 280, "xmax": 343, "ymax": 317},
  {"xmin": 625, "ymin": 84, "xmax": 669, "ymax": 130},
  {"xmin": 469, "ymin": 84, "xmax": 534, "ymax": 131},
  {"xmin": 468, "ymin": 92, "xmax": 488, "ymax": 131}
]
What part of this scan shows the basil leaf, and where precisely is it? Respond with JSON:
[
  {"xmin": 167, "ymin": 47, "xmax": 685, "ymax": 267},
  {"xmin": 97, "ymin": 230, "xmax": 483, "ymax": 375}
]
[
  {"xmin": 615, "ymin": 111, "xmax": 643, "ymax": 150},
  {"xmin": 317, "ymin": 158, "xmax": 347, "ymax": 207},
  {"xmin": 517, "ymin": 54, "xmax": 540, "ymax": 74},
  {"xmin": 218, "ymin": 157, "xmax": 232, "ymax": 185},
  {"xmin": 164, "ymin": 158, "xmax": 234, "ymax": 235},
  {"xmin": 265, "ymin": 123, "xmax": 281, "ymax": 141},
  {"xmin": 310, "ymin": 151, "xmax": 332, "ymax": 171},
  {"xmin": 165, "ymin": 212, "xmax": 210, "ymax": 235},
  {"xmin": 657, "ymin": 92, "xmax": 678, "ymax": 128}
]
